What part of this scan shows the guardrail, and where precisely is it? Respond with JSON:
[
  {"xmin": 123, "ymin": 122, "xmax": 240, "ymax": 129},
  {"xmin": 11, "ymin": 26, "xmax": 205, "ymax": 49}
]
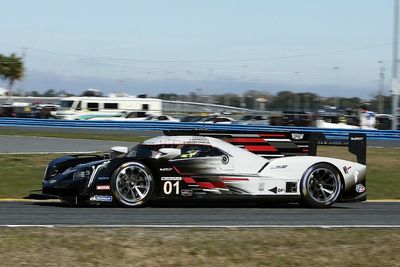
[{"xmin": 0, "ymin": 117, "xmax": 399, "ymax": 141}]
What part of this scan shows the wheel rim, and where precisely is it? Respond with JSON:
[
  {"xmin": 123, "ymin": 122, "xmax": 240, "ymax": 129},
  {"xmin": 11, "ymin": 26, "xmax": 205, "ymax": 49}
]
[
  {"xmin": 115, "ymin": 164, "xmax": 151, "ymax": 203},
  {"xmin": 306, "ymin": 168, "xmax": 339, "ymax": 203}
]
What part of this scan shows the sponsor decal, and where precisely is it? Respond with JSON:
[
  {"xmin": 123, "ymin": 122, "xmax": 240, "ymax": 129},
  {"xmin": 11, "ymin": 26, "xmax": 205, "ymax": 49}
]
[
  {"xmin": 90, "ymin": 195, "xmax": 113, "ymax": 202},
  {"xmin": 96, "ymin": 185, "xmax": 110, "ymax": 190},
  {"xmin": 269, "ymin": 187, "xmax": 285, "ymax": 194},
  {"xmin": 221, "ymin": 155, "xmax": 229, "ymax": 165},
  {"xmin": 160, "ymin": 168, "xmax": 172, "ymax": 172},
  {"xmin": 343, "ymin": 166, "xmax": 352, "ymax": 174},
  {"xmin": 355, "ymin": 184, "xmax": 366, "ymax": 193},
  {"xmin": 270, "ymin": 164, "xmax": 288, "ymax": 169},
  {"xmin": 351, "ymin": 137, "xmax": 364, "ymax": 141},
  {"xmin": 181, "ymin": 189, "xmax": 193, "ymax": 197},
  {"xmin": 291, "ymin": 133, "xmax": 304, "ymax": 140},
  {"xmin": 97, "ymin": 176, "xmax": 109, "ymax": 181},
  {"xmin": 161, "ymin": 177, "xmax": 182, "ymax": 181},
  {"xmin": 258, "ymin": 182, "xmax": 265, "ymax": 191},
  {"xmin": 353, "ymin": 170, "xmax": 359, "ymax": 183}
]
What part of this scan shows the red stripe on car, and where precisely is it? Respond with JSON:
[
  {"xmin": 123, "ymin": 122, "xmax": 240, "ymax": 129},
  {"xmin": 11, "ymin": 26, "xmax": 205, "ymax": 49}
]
[
  {"xmin": 172, "ymin": 165, "xmax": 182, "ymax": 174},
  {"xmin": 197, "ymin": 182, "xmax": 216, "ymax": 189},
  {"xmin": 212, "ymin": 181, "xmax": 227, "ymax": 188},
  {"xmin": 226, "ymin": 138, "xmax": 266, "ymax": 143},
  {"xmin": 183, "ymin": 177, "xmax": 196, "ymax": 184},
  {"xmin": 244, "ymin": 145, "xmax": 278, "ymax": 152}
]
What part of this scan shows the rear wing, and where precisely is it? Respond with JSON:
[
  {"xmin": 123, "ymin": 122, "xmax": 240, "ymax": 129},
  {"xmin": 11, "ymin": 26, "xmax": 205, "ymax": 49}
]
[{"xmin": 164, "ymin": 130, "xmax": 366, "ymax": 165}]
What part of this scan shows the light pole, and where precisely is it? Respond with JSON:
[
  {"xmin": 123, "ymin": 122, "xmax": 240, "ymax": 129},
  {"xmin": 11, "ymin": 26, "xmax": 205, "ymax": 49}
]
[
  {"xmin": 392, "ymin": 0, "xmax": 399, "ymax": 130},
  {"xmin": 378, "ymin": 61, "xmax": 385, "ymax": 114}
]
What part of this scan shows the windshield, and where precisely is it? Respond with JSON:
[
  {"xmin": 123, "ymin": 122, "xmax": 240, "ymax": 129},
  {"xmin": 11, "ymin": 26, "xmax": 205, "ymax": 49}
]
[
  {"xmin": 59, "ymin": 100, "xmax": 74, "ymax": 110},
  {"xmin": 127, "ymin": 144, "xmax": 177, "ymax": 158},
  {"xmin": 127, "ymin": 144, "xmax": 224, "ymax": 159}
]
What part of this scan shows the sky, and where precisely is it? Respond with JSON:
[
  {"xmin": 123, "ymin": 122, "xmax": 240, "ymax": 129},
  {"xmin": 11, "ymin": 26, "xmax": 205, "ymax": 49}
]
[{"xmin": 0, "ymin": 0, "xmax": 396, "ymax": 98}]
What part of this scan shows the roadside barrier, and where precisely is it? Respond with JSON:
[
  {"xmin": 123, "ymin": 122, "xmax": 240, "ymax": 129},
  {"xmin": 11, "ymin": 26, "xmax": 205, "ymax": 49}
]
[{"xmin": 0, "ymin": 117, "xmax": 399, "ymax": 141}]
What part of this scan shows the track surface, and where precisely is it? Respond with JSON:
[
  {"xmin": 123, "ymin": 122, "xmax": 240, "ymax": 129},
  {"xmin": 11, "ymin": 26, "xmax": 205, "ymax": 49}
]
[
  {"xmin": 0, "ymin": 136, "xmax": 136, "ymax": 153},
  {"xmin": 0, "ymin": 136, "xmax": 399, "ymax": 153},
  {"xmin": 0, "ymin": 201, "xmax": 399, "ymax": 226}
]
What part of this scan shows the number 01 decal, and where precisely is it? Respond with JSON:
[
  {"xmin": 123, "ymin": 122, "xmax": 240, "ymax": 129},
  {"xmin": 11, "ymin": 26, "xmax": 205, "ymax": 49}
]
[{"xmin": 163, "ymin": 181, "xmax": 180, "ymax": 195}]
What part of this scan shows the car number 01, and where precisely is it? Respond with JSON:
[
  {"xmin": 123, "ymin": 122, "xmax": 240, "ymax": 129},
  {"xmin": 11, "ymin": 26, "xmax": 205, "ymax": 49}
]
[{"xmin": 163, "ymin": 181, "xmax": 179, "ymax": 195}]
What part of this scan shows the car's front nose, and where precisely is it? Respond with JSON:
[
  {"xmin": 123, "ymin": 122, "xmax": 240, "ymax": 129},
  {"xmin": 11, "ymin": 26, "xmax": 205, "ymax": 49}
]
[{"xmin": 42, "ymin": 169, "xmax": 87, "ymax": 196}]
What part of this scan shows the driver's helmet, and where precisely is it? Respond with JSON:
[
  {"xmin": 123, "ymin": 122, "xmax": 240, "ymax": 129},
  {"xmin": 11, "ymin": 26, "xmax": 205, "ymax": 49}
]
[{"xmin": 180, "ymin": 149, "xmax": 199, "ymax": 158}]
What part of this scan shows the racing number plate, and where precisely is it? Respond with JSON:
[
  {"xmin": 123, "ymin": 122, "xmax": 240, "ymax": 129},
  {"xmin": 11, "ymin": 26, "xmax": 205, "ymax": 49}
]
[{"xmin": 161, "ymin": 177, "xmax": 182, "ymax": 196}]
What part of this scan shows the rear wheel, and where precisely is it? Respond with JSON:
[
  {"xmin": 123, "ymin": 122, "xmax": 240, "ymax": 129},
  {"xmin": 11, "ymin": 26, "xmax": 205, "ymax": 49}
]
[
  {"xmin": 300, "ymin": 163, "xmax": 341, "ymax": 208},
  {"xmin": 111, "ymin": 162, "xmax": 154, "ymax": 207}
]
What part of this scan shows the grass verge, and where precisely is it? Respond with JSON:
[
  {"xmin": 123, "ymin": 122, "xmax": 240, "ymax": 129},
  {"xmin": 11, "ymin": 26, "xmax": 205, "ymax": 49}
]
[
  {"xmin": 0, "ymin": 147, "xmax": 399, "ymax": 199},
  {"xmin": 0, "ymin": 228, "xmax": 399, "ymax": 266}
]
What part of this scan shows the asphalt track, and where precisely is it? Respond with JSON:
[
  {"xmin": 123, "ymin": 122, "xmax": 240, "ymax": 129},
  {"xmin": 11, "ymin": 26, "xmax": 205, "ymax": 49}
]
[
  {"xmin": 0, "ymin": 201, "xmax": 399, "ymax": 227},
  {"xmin": 0, "ymin": 136, "xmax": 399, "ymax": 153},
  {"xmin": 0, "ymin": 136, "xmax": 136, "ymax": 153}
]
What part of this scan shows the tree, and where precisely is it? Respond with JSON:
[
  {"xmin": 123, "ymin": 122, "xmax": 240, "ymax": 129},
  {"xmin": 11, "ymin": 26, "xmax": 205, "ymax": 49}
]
[
  {"xmin": 0, "ymin": 53, "xmax": 24, "ymax": 97},
  {"xmin": 267, "ymin": 91, "xmax": 294, "ymax": 110},
  {"xmin": 243, "ymin": 90, "xmax": 271, "ymax": 110},
  {"xmin": 42, "ymin": 89, "xmax": 58, "ymax": 97},
  {"xmin": 214, "ymin": 94, "xmax": 241, "ymax": 107}
]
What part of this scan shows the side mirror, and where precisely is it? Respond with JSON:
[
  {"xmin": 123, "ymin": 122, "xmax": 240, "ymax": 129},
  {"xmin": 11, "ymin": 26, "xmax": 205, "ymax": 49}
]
[
  {"xmin": 157, "ymin": 148, "xmax": 181, "ymax": 159},
  {"xmin": 110, "ymin": 146, "xmax": 128, "ymax": 158}
]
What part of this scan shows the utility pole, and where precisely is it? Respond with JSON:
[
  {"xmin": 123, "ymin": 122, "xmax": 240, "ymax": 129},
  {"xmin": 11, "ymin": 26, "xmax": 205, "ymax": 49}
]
[
  {"xmin": 392, "ymin": 0, "xmax": 399, "ymax": 130},
  {"xmin": 378, "ymin": 62, "xmax": 385, "ymax": 114}
]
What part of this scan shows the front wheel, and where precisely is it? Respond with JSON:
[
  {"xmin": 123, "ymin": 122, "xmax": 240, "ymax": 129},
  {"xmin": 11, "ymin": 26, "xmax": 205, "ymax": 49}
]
[
  {"xmin": 111, "ymin": 162, "xmax": 154, "ymax": 207},
  {"xmin": 300, "ymin": 163, "xmax": 342, "ymax": 208}
]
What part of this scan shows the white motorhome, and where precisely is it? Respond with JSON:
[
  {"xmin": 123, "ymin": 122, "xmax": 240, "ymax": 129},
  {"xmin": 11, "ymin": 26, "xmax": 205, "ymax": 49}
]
[{"xmin": 53, "ymin": 96, "xmax": 162, "ymax": 120}]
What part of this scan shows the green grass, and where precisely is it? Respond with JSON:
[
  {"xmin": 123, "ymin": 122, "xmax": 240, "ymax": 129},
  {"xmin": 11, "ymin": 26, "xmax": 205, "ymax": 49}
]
[
  {"xmin": 0, "ymin": 128, "xmax": 148, "ymax": 142},
  {"xmin": 0, "ymin": 228, "xmax": 399, "ymax": 266},
  {"xmin": 0, "ymin": 154, "xmax": 59, "ymax": 198}
]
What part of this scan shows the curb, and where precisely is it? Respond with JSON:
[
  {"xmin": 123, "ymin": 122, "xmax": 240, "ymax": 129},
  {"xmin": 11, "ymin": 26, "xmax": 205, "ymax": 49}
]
[{"xmin": 0, "ymin": 199, "xmax": 60, "ymax": 203}]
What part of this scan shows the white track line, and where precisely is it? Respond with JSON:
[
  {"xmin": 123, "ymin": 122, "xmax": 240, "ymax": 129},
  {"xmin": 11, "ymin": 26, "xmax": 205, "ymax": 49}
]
[{"xmin": 2, "ymin": 224, "xmax": 400, "ymax": 228}]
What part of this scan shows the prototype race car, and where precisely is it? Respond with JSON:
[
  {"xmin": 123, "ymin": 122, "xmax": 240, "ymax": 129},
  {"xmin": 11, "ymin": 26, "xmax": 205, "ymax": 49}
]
[{"xmin": 29, "ymin": 130, "xmax": 367, "ymax": 208}]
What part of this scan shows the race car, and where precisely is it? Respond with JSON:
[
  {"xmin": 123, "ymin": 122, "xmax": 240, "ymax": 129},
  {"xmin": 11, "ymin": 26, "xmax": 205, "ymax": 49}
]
[{"xmin": 29, "ymin": 130, "xmax": 367, "ymax": 208}]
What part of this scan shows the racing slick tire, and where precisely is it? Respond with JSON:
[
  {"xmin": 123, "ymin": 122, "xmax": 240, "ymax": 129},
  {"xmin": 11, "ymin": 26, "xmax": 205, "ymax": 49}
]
[
  {"xmin": 300, "ymin": 163, "xmax": 342, "ymax": 208},
  {"xmin": 111, "ymin": 162, "xmax": 154, "ymax": 207}
]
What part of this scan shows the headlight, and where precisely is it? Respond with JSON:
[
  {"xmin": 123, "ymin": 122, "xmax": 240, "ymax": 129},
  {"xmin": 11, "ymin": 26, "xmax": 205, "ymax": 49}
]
[
  {"xmin": 45, "ymin": 166, "xmax": 59, "ymax": 180},
  {"xmin": 74, "ymin": 166, "xmax": 95, "ymax": 180},
  {"xmin": 43, "ymin": 166, "xmax": 48, "ymax": 179}
]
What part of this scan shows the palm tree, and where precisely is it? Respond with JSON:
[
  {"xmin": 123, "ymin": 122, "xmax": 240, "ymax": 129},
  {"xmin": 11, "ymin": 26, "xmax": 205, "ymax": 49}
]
[{"xmin": 0, "ymin": 53, "xmax": 24, "ymax": 97}]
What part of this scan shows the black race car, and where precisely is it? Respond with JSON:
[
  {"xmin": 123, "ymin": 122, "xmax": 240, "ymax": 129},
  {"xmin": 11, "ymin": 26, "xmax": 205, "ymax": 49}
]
[{"xmin": 28, "ymin": 130, "xmax": 367, "ymax": 208}]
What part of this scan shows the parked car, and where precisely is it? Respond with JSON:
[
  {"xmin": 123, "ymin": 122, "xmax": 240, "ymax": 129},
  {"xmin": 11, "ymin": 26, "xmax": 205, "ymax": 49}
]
[
  {"xmin": 197, "ymin": 116, "xmax": 236, "ymax": 124},
  {"xmin": 239, "ymin": 114, "xmax": 270, "ymax": 125}
]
